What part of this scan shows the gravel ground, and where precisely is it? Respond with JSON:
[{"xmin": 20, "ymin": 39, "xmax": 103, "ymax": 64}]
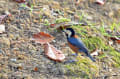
[{"xmin": 0, "ymin": 0, "xmax": 120, "ymax": 79}]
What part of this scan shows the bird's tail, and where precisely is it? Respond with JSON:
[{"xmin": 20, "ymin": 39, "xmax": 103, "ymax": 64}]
[{"xmin": 87, "ymin": 54, "xmax": 96, "ymax": 62}]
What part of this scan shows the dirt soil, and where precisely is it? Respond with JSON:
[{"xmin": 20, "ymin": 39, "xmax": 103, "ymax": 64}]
[{"xmin": 0, "ymin": 0, "xmax": 120, "ymax": 79}]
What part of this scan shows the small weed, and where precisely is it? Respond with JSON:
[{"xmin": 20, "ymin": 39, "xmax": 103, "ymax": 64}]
[
  {"xmin": 110, "ymin": 22, "xmax": 116, "ymax": 31},
  {"xmin": 110, "ymin": 22, "xmax": 120, "ymax": 32},
  {"xmin": 44, "ymin": 19, "xmax": 50, "ymax": 26},
  {"xmin": 98, "ymin": 53, "xmax": 106, "ymax": 59},
  {"xmin": 99, "ymin": 22, "xmax": 110, "ymax": 36},
  {"xmin": 72, "ymin": 25, "xmax": 88, "ymax": 37},
  {"xmin": 55, "ymin": 18, "xmax": 71, "ymax": 24},
  {"xmin": 20, "ymin": 4, "xmax": 33, "ymax": 12},
  {"xmin": 79, "ymin": 13, "xmax": 84, "ymax": 22},
  {"xmin": 99, "ymin": 21, "xmax": 120, "ymax": 37}
]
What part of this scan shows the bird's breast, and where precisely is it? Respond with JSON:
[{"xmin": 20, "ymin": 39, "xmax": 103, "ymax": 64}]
[
  {"xmin": 68, "ymin": 42, "xmax": 79, "ymax": 53},
  {"xmin": 68, "ymin": 41, "xmax": 86, "ymax": 56}
]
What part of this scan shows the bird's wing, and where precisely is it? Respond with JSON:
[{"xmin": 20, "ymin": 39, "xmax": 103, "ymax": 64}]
[
  {"xmin": 68, "ymin": 37, "xmax": 96, "ymax": 62},
  {"xmin": 68, "ymin": 37, "xmax": 88, "ymax": 53}
]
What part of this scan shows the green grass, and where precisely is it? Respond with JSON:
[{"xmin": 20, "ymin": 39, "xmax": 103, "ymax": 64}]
[
  {"xmin": 44, "ymin": 19, "xmax": 50, "ymax": 26},
  {"xmin": 65, "ymin": 56, "xmax": 98, "ymax": 79},
  {"xmin": 110, "ymin": 22, "xmax": 120, "ymax": 33},
  {"xmin": 109, "ymin": 48, "xmax": 120, "ymax": 68},
  {"xmin": 72, "ymin": 25, "xmax": 109, "ymax": 51},
  {"xmin": 64, "ymin": 22, "xmax": 120, "ymax": 78},
  {"xmin": 99, "ymin": 21, "xmax": 120, "ymax": 37},
  {"xmin": 99, "ymin": 25, "xmax": 109, "ymax": 36},
  {"xmin": 82, "ymin": 36, "xmax": 108, "ymax": 51},
  {"xmin": 55, "ymin": 18, "xmax": 71, "ymax": 24}
]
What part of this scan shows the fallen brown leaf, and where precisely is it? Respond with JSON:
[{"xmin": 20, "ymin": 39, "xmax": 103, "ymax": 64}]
[
  {"xmin": 0, "ymin": 24, "xmax": 5, "ymax": 33},
  {"xmin": 34, "ymin": 67, "xmax": 38, "ymax": 72},
  {"xmin": 32, "ymin": 32, "xmax": 55, "ymax": 44},
  {"xmin": 116, "ymin": 40, "xmax": 120, "ymax": 44},
  {"xmin": 13, "ymin": 0, "xmax": 26, "ymax": 3},
  {"xmin": 110, "ymin": 37, "xmax": 120, "ymax": 44},
  {"xmin": 44, "ymin": 43, "xmax": 65, "ymax": 62}
]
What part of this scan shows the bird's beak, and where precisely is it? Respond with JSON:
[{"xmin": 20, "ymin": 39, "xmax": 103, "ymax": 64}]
[
  {"xmin": 62, "ymin": 30, "xmax": 65, "ymax": 33},
  {"xmin": 62, "ymin": 29, "xmax": 68, "ymax": 38}
]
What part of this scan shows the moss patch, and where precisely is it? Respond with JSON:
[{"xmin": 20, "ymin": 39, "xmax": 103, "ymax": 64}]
[
  {"xmin": 55, "ymin": 18, "xmax": 71, "ymax": 24},
  {"xmin": 65, "ymin": 56, "xmax": 98, "ymax": 79},
  {"xmin": 109, "ymin": 49, "xmax": 120, "ymax": 68},
  {"xmin": 64, "ymin": 23, "xmax": 120, "ymax": 78}
]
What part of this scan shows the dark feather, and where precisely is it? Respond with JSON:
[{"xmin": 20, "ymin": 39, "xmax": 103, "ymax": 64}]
[
  {"xmin": 68, "ymin": 37, "xmax": 88, "ymax": 53},
  {"xmin": 68, "ymin": 36, "xmax": 96, "ymax": 62}
]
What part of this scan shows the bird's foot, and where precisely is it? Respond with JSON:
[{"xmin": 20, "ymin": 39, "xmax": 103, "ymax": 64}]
[
  {"xmin": 71, "ymin": 53, "xmax": 78, "ymax": 56},
  {"xmin": 64, "ymin": 59, "xmax": 76, "ymax": 64}
]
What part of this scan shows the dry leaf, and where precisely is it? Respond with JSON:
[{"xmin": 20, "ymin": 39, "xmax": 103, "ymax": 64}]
[
  {"xmin": 110, "ymin": 37, "xmax": 120, "ymax": 44},
  {"xmin": 91, "ymin": 51, "xmax": 99, "ymax": 56},
  {"xmin": 91, "ymin": 49, "xmax": 103, "ymax": 56},
  {"xmin": 116, "ymin": 40, "xmax": 120, "ymax": 44},
  {"xmin": 108, "ymin": 41, "xmax": 113, "ymax": 46},
  {"xmin": 0, "ymin": 12, "xmax": 11, "ymax": 24},
  {"xmin": 5, "ymin": 11, "xmax": 11, "ymax": 16},
  {"xmin": 17, "ymin": 54, "xmax": 27, "ymax": 60},
  {"xmin": 0, "ymin": 24, "xmax": 5, "ymax": 33},
  {"xmin": 32, "ymin": 32, "xmax": 54, "ymax": 44},
  {"xmin": 13, "ymin": 0, "xmax": 26, "ymax": 3},
  {"xmin": 74, "ymin": 0, "xmax": 80, "ymax": 5},
  {"xmin": 44, "ymin": 43, "xmax": 65, "ymax": 62},
  {"xmin": 57, "ymin": 25, "xmax": 71, "ymax": 31},
  {"xmin": 95, "ymin": 0, "xmax": 105, "ymax": 5},
  {"xmin": 50, "ymin": 24, "xmax": 56, "ymax": 28},
  {"xmin": 17, "ymin": 66, "xmax": 23, "ymax": 70},
  {"xmin": 0, "ymin": 15, "xmax": 7, "ymax": 24},
  {"xmin": 34, "ymin": 67, "xmax": 38, "ymax": 72},
  {"xmin": 110, "ymin": 37, "xmax": 119, "ymax": 40}
]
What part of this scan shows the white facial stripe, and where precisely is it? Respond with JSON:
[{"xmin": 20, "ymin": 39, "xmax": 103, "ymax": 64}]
[{"xmin": 65, "ymin": 30, "xmax": 71, "ymax": 37}]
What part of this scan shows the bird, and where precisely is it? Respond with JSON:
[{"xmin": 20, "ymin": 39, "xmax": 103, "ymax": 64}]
[{"xmin": 63, "ymin": 28, "xmax": 96, "ymax": 62}]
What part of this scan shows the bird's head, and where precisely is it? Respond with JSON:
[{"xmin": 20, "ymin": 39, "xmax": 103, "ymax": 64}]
[{"xmin": 63, "ymin": 28, "xmax": 75, "ymax": 38}]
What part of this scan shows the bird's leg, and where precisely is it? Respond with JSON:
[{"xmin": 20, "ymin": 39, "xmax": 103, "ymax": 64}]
[
  {"xmin": 64, "ymin": 59, "xmax": 76, "ymax": 64},
  {"xmin": 78, "ymin": 49, "xmax": 88, "ymax": 56}
]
